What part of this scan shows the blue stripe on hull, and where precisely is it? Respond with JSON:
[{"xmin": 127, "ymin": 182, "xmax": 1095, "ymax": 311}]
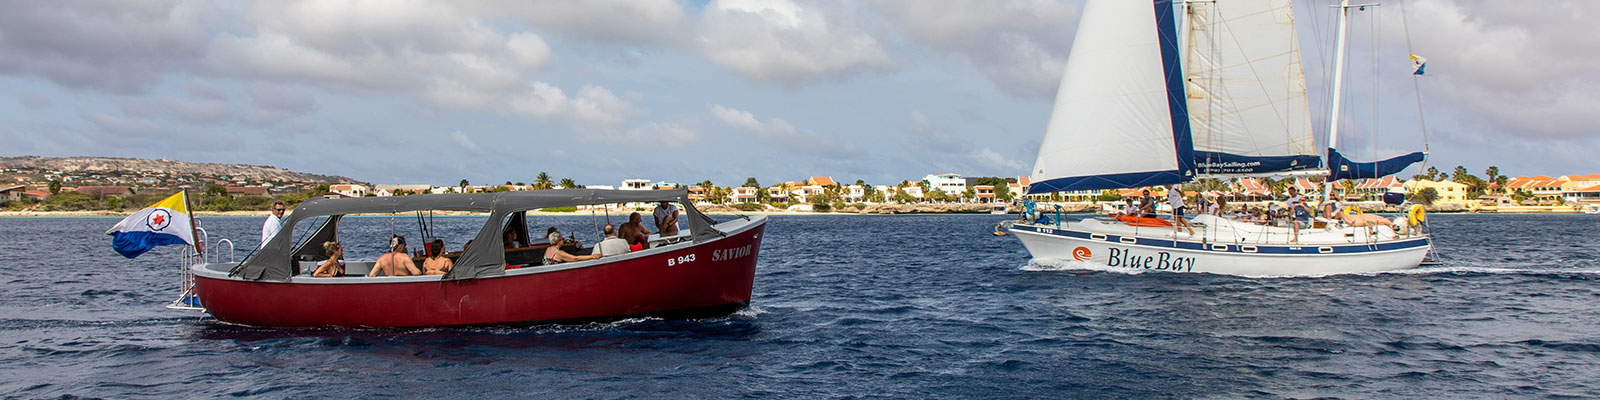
[{"xmin": 1010, "ymin": 224, "xmax": 1431, "ymax": 255}]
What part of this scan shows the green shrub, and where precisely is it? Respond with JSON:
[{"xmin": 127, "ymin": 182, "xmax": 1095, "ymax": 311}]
[
  {"xmin": 732, "ymin": 203, "xmax": 763, "ymax": 212},
  {"xmin": 539, "ymin": 206, "xmax": 578, "ymax": 212}
]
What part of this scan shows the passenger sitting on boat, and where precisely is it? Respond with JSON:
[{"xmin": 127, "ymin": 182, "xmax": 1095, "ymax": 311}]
[
  {"xmin": 1287, "ymin": 187, "xmax": 1311, "ymax": 241},
  {"xmin": 1208, "ymin": 197, "xmax": 1225, "ymax": 216},
  {"xmin": 503, "ymin": 229, "xmax": 521, "ymax": 249},
  {"xmin": 312, "ymin": 241, "xmax": 345, "ymax": 277},
  {"xmin": 1320, "ymin": 200, "xmax": 1345, "ymax": 224},
  {"xmin": 1138, "ymin": 190, "xmax": 1156, "ymax": 218},
  {"xmin": 1120, "ymin": 198, "xmax": 1138, "ymax": 216},
  {"xmin": 620, "ymin": 212, "xmax": 651, "ymax": 251},
  {"xmin": 370, "ymin": 235, "xmax": 421, "ymax": 277},
  {"xmin": 593, "ymin": 224, "xmax": 631, "ymax": 257},
  {"xmin": 543, "ymin": 232, "xmax": 601, "ymax": 265},
  {"xmin": 422, "ymin": 240, "xmax": 452, "ymax": 275},
  {"xmin": 653, "ymin": 201, "xmax": 680, "ymax": 236}
]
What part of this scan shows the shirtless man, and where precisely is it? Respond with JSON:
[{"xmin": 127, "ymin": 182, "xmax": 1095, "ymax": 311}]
[
  {"xmin": 370, "ymin": 235, "xmax": 421, "ymax": 277},
  {"xmin": 618, "ymin": 212, "xmax": 651, "ymax": 250},
  {"xmin": 421, "ymin": 240, "xmax": 452, "ymax": 275}
]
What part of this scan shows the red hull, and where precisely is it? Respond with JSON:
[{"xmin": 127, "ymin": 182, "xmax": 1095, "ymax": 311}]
[{"xmin": 194, "ymin": 224, "xmax": 763, "ymax": 328}]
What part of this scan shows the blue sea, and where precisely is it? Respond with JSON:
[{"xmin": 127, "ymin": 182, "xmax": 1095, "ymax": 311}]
[{"xmin": 2, "ymin": 213, "xmax": 1598, "ymax": 398}]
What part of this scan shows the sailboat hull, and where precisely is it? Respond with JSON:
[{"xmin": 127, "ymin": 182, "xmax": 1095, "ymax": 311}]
[{"xmin": 1009, "ymin": 222, "xmax": 1429, "ymax": 276}]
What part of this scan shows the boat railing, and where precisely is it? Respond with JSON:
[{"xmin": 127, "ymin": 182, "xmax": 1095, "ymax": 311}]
[{"xmin": 214, "ymin": 239, "xmax": 236, "ymax": 263}]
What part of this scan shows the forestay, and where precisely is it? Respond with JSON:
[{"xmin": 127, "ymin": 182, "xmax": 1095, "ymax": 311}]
[
  {"xmin": 1185, "ymin": 0, "xmax": 1320, "ymax": 175},
  {"xmin": 1027, "ymin": 0, "xmax": 1194, "ymax": 194},
  {"xmin": 232, "ymin": 189, "xmax": 720, "ymax": 281}
]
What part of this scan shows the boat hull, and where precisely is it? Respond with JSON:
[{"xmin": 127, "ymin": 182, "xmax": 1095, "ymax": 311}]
[
  {"xmin": 193, "ymin": 220, "xmax": 764, "ymax": 328},
  {"xmin": 1009, "ymin": 222, "xmax": 1429, "ymax": 276}
]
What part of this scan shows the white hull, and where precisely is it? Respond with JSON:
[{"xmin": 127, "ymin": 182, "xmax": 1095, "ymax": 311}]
[{"xmin": 1009, "ymin": 218, "xmax": 1431, "ymax": 276}]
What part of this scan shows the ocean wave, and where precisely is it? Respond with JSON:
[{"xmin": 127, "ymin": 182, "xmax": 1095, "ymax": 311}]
[{"xmin": 1020, "ymin": 259, "xmax": 1147, "ymax": 275}]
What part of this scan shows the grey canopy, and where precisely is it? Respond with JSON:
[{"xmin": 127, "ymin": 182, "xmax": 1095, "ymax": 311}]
[{"xmin": 232, "ymin": 188, "xmax": 721, "ymax": 281}]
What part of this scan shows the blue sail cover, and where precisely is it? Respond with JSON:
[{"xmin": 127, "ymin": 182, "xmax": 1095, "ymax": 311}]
[
  {"xmin": 1326, "ymin": 148, "xmax": 1426, "ymax": 181},
  {"xmin": 1195, "ymin": 151, "xmax": 1321, "ymax": 175}
]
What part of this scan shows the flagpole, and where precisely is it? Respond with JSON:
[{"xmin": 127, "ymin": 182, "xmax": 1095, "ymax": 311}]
[{"xmin": 185, "ymin": 189, "xmax": 204, "ymax": 259}]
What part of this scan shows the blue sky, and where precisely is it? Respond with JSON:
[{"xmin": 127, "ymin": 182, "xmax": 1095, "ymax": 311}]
[{"xmin": 2, "ymin": 0, "xmax": 1595, "ymax": 187}]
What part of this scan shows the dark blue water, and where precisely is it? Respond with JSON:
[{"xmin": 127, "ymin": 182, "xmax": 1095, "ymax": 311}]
[{"xmin": 2, "ymin": 214, "xmax": 1598, "ymax": 398}]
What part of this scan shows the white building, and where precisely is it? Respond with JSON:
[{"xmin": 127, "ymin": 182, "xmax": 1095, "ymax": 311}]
[
  {"xmin": 923, "ymin": 173, "xmax": 966, "ymax": 195},
  {"xmin": 329, "ymin": 184, "xmax": 369, "ymax": 197},
  {"xmin": 621, "ymin": 179, "xmax": 652, "ymax": 190},
  {"xmin": 846, "ymin": 185, "xmax": 865, "ymax": 202}
]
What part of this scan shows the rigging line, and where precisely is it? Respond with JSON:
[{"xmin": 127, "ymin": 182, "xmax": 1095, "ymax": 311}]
[
  {"xmin": 1371, "ymin": 7, "xmax": 1380, "ymax": 161},
  {"xmin": 1220, "ymin": 9, "xmax": 1296, "ymax": 147},
  {"xmin": 1397, "ymin": 0, "xmax": 1431, "ymax": 154}
]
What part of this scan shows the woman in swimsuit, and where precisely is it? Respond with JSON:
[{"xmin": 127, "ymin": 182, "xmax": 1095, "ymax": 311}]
[
  {"xmin": 421, "ymin": 240, "xmax": 452, "ymax": 275},
  {"xmin": 312, "ymin": 241, "xmax": 345, "ymax": 277}
]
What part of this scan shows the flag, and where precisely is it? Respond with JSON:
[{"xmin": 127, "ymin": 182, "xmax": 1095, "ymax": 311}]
[
  {"xmin": 106, "ymin": 191, "xmax": 195, "ymax": 259},
  {"xmin": 1410, "ymin": 54, "xmax": 1427, "ymax": 75}
]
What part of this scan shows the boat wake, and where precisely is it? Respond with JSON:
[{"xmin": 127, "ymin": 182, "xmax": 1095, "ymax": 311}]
[
  {"xmin": 1021, "ymin": 259, "xmax": 1147, "ymax": 275},
  {"xmin": 1022, "ymin": 259, "xmax": 1600, "ymax": 279}
]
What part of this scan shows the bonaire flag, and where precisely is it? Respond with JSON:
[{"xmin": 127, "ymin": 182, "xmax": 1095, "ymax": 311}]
[
  {"xmin": 105, "ymin": 192, "xmax": 195, "ymax": 259},
  {"xmin": 1410, "ymin": 54, "xmax": 1427, "ymax": 75}
]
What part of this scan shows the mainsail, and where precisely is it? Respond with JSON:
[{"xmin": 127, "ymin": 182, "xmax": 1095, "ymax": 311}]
[
  {"xmin": 1026, "ymin": 0, "xmax": 1193, "ymax": 194},
  {"xmin": 1184, "ymin": 0, "xmax": 1320, "ymax": 176}
]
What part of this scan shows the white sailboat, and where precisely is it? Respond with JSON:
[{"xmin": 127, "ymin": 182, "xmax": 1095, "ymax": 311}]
[{"xmin": 1008, "ymin": 0, "xmax": 1434, "ymax": 276}]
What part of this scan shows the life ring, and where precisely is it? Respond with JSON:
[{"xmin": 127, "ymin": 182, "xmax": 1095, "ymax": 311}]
[
  {"xmin": 1343, "ymin": 206, "xmax": 1363, "ymax": 216},
  {"xmin": 1407, "ymin": 204, "xmax": 1426, "ymax": 226}
]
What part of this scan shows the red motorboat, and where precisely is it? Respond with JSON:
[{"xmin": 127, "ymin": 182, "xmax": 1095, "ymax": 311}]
[{"xmin": 186, "ymin": 189, "xmax": 765, "ymax": 328}]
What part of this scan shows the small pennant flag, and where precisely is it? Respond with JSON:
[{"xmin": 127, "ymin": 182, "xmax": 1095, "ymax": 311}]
[
  {"xmin": 1410, "ymin": 54, "xmax": 1427, "ymax": 75},
  {"xmin": 105, "ymin": 191, "xmax": 195, "ymax": 259}
]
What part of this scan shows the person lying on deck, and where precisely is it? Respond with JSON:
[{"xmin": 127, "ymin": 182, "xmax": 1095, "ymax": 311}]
[
  {"xmin": 371, "ymin": 235, "xmax": 421, "ymax": 277},
  {"xmin": 312, "ymin": 241, "xmax": 345, "ymax": 277},
  {"xmin": 543, "ymin": 233, "xmax": 601, "ymax": 265},
  {"xmin": 422, "ymin": 239, "xmax": 452, "ymax": 275}
]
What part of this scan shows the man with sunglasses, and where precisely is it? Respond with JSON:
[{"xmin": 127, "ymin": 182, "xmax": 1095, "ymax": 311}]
[{"xmin": 260, "ymin": 201, "xmax": 287, "ymax": 249}]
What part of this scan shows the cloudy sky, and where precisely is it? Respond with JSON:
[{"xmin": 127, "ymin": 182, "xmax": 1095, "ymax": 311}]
[{"xmin": 1, "ymin": 0, "xmax": 1593, "ymax": 187}]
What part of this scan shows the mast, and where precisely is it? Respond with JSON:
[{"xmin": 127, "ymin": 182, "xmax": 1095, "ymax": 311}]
[
  {"xmin": 184, "ymin": 188, "xmax": 203, "ymax": 258},
  {"xmin": 1322, "ymin": 0, "xmax": 1357, "ymax": 201}
]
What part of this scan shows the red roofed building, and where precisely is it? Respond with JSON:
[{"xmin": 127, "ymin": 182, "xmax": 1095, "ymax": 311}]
[
  {"xmin": 76, "ymin": 185, "xmax": 135, "ymax": 198},
  {"xmin": 807, "ymin": 177, "xmax": 837, "ymax": 187},
  {"xmin": 1354, "ymin": 177, "xmax": 1404, "ymax": 200},
  {"xmin": 225, "ymin": 186, "xmax": 271, "ymax": 196},
  {"xmin": 1235, "ymin": 178, "xmax": 1269, "ymax": 200},
  {"xmin": 973, "ymin": 185, "xmax": 995, "ymax": 203}
]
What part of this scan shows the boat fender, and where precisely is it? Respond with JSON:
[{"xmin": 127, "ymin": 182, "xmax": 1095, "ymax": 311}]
[
  {"xmin": 1343, "ymin": 206, "xmax": 1362, "ymax": 216},
  {"xmin": 1407, "ymin": 204, "xmax": 1426, "ymax": 226}
]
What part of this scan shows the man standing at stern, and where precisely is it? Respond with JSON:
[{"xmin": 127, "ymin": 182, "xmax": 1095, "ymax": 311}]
[{"xmin": 260, "ymin": 201, "xmax": 286, "ymax": 249}]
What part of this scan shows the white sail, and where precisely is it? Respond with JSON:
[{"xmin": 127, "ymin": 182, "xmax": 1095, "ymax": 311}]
[
  {"xmin": 1027, "ymin": 0, "xmax": 1192, "ymax": 194},
  {"xmin": 1185, "ymin": 0, "xmax": 1318, "ymax": 175}
]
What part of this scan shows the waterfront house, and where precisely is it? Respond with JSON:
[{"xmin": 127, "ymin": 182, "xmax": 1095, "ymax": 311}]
[
  {"xmin": 687, "ymin": 186, "xmax": 706, "ymax": 202},
  {"xmin": 1506, "ymin": 176, "xmax": 1564, "ymax": 203},
  {"xmin": 1234, "ymin": 178, "xmax": 1270, "ymax": 200},
  {"xmin": 621, "ymin": 179, "xmax": 651, "ymax": 190},
  {"xmin": 0, "ymin": 185, "xmax": 23, "ymax": 204},
  {"xmin": 923, "ymin": 173, "xmax": 965, "ymax": 196},
  {"xmin": 1404, "ymin": 179, "xmax": 1472, "ymax": 207},
  {"xmin": 807, "ymin": 177, "xmax": 837, "ymax": 187},
  {"xmin": 846, "ymin": 185, "xmax": 865, "ymax": 203},
  {"xmin": 902, "ymin": 185, "xmax": 924, "ymax": 200},
  {"xmin": 329, "ymin": 184, "xmax": 369, "ymax": 198},
  {"xmin": 77, "ymin": 185, "xmax": 136, "ymax": 198},
  {"xmin": 733, "ymin": 187, "xmax": 759, "ymax": 204},
  {"xmin": 1353, "ymin": 177, "xmax": 1405, "ymax": 201},
  {"xmin": 766, "ymin": 186, "xmax": 788, "ymax": 204},
  {"xmin": 225, "ymin": 186, "xmax": 271, "ymax": 196},
  {"xmin": 973, "ymin": 185, "xmax": 996, "ymax": 203}
]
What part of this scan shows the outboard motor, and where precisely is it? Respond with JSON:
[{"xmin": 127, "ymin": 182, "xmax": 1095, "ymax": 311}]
[{"xmin": 1382, "ymin": 192, "xmax": 1406, "ymax": 206}]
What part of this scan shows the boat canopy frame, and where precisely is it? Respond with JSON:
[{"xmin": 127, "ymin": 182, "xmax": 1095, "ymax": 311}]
[{"xmin": 232, "ymin": 188, "xmax": 721, "ymax": 281}]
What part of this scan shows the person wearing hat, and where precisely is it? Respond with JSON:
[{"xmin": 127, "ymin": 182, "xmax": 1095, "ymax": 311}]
[{"xmin": 370, "ymin": 235, "xmax": 421, "ymax": 277}]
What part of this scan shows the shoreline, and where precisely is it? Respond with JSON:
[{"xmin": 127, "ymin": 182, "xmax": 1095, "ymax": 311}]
[{"xmin": 1, "ymin": 209, "xmax": 1589, "ymax": 218}]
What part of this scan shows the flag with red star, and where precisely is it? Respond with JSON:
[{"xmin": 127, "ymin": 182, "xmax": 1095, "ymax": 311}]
[{"xmin": 106, "ymin": 191, "xmax": 195, "ymax": 259}]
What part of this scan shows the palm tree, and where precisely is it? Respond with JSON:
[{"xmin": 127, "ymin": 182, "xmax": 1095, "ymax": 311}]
[
  {"xmin": 559, "ymin": 178, "xmax": 578, "ymax": 189},
  {"xmin": 459, "ymin": 179, "xmax": 468, "ymax": 192},
  {"xmin": 534, "ymin": 172, "xmax": 553, "ymax": 190}
]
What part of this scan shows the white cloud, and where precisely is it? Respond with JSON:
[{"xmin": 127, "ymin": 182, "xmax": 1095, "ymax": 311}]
[
  {"xmin": 507, "ymin": 33, "xmax": 553, "ymax": 69},
  {"xmin": 697, "ymin": 0, "xmax": 890, "ymax": 85},
  {"xmin": 710, "ymin": 104, "xmax": 853, "ymax": 156},
  {"xmin": 450, "ymin": 130, "xmax": 482, "ymax": 153},
  {"xmin": 511, "ymin": 83, "xmax": 636, "ymax": 127},
  {"xmin": 466, "ymin": 0, "xmax": 690, "ymax": 45},
  {"xmin": 873, "ymin": 0, "xmax": 1077, "ymax": 98}
]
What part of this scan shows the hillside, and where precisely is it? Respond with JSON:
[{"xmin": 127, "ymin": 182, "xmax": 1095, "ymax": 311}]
[{"xmin": 0, "ymin": 156, "xmax": 358, "ymax": 183}]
